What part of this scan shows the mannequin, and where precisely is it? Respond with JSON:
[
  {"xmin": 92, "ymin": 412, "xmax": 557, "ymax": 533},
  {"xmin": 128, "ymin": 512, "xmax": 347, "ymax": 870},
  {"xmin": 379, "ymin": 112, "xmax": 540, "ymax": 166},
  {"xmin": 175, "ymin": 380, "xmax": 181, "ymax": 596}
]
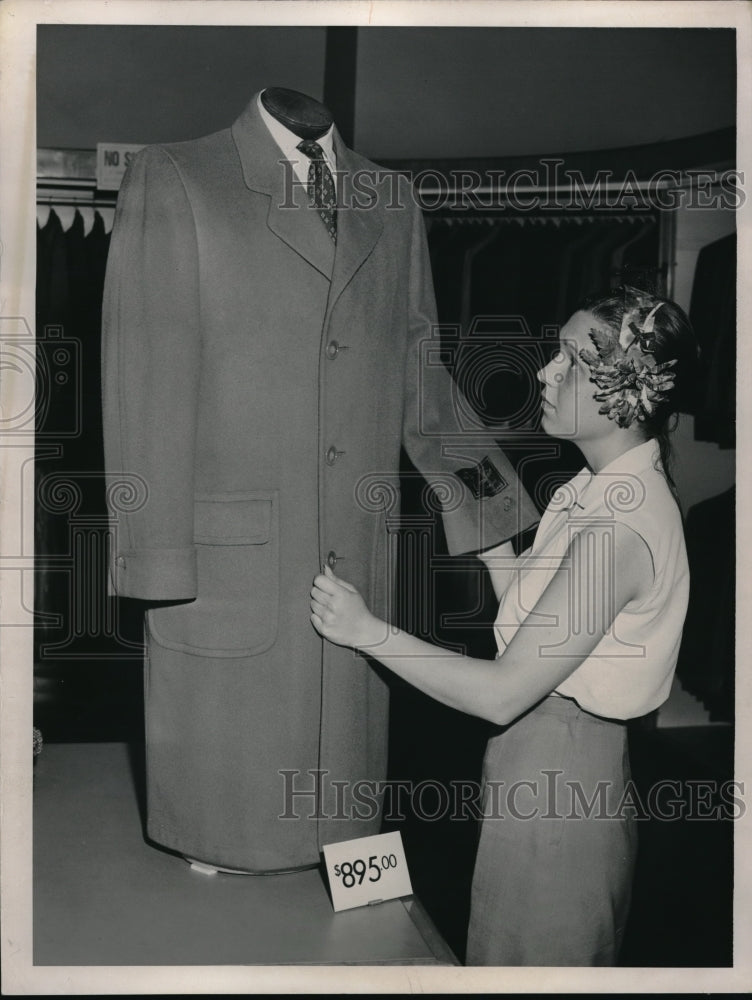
[
  {"xmin": 101, "ymin": 88, "xmax": 538, "ymax": 875},
  {"xmin": 260, "ymin": 87, "xmax": 333, "ymax": 139}
]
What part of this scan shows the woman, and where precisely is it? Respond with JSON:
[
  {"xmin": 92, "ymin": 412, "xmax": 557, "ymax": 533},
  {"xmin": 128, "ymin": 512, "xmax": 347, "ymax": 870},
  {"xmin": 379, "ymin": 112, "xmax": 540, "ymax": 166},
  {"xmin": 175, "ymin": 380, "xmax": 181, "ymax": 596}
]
[{"xmin": 310, "ymin": 286, "xmax": 698, "ymax": 966}]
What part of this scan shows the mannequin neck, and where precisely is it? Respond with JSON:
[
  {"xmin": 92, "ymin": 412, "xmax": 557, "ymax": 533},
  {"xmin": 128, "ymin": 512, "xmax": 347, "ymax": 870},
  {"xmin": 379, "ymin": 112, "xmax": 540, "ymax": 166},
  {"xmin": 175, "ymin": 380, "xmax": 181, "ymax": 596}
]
[{"xmin": 260, "ymin": 88, "xmax": 333, "ymax": 140}]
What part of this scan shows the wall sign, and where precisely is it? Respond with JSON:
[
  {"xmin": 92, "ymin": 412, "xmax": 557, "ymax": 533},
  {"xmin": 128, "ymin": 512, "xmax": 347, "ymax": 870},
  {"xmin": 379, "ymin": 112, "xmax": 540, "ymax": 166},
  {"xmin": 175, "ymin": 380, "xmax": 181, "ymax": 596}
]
[{"xmin": 96, "ymin": 143, "xmax": 144, "ymax": 191}]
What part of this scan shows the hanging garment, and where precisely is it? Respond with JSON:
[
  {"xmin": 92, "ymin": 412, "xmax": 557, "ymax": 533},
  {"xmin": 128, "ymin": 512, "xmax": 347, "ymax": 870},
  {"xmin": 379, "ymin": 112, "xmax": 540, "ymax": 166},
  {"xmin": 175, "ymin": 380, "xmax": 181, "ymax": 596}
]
[
  {"xmin": 676, "ymin": 486, "xmax": 734, "ymax": 720},
  {"xmin": 612, "ymin": 219, "xmax": 662, "ymax": 299},
  {"xmin": 463, "ymin": 223, "xmax": 540, "ymax": 428},
  {"xmin": 460, "ymin": 226, "xmax": 505, "ymax": 333},
  {"xmin": 609, "ymin": 218, "xmax": 657, "ymax": 282},
  {"xmin": 63, "ymin": 210, "xmax": 91, "ymax": 474},
  {"xmin": 466, "ymin": 218, "xmax": 587, "ymax": 503},
  {"xmin": 35, "ymin": 210, "xmax": 72, "ymax": 660},
  {"xmin": 558, "ymin": 220, "xmax": 610, "ymax": 320},
  {"xmin": 689, "ymin": 232, "xmax": 736, "ymax": 447},
  {"xmin": 546, "ymin": 218, "xmax": 585, "ymax": 326},
  {"xmin": 518, "ymin": 220, "xmax": 578, "ymax": 337},
  {"xmin": 79, "ymin": 211, "xmax": 111, "ymax": 477},
  {"xmin": 101, "ymin": 92, "xmax": 539, "ymax": 872},
  {"xmin": 36, "ymin": 207, "xmax": 117, "ymax": 667},
  {"xmin": 428, "ymin": 224, "xmax": 484, "ymax": 327},
  {"xmin": 579, "ymin": 220, "xmax": 638, "ymax": 302},
  {"xmin": 36, "ymin": 209, "xmax": 69, "ymax": 331}
]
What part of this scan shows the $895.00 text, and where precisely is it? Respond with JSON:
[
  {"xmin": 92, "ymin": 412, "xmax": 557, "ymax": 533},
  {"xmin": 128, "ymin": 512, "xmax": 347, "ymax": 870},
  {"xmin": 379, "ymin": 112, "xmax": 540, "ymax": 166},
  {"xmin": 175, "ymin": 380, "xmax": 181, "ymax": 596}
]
[{"xmin": 333, "ymin": 854, "xmax": 399, "ymax": 888}]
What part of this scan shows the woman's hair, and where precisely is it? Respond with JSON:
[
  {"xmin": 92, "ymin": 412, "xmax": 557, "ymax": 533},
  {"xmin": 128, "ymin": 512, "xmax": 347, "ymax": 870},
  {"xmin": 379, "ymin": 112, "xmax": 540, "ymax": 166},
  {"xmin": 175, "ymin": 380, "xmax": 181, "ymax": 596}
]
[{"xmin": 578, "ymin": 286, "xmax": 700, "ymax": 495}]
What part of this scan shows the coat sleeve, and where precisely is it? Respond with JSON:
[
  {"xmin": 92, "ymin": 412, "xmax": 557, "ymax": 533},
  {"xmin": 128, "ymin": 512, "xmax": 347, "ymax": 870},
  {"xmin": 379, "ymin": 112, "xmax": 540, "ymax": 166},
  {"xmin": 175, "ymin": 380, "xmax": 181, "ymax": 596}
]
[
  {"xmin": 401, "ymin": 201, "xmax": 540, "ymax": 555},
  {"xmin": 101, "ymin": 145, "xmax": 201, "ymax": 600}
]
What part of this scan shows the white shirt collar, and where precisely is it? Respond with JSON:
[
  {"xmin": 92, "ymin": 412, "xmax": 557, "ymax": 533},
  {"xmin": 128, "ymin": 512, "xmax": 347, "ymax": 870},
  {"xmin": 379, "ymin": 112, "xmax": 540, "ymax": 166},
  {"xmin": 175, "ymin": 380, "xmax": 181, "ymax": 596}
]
[
  {"xmin": 550, "ymin": 439, "xmax": 661, "ymax": 513},
  {"xmin": 257, "ymin": 92, "xmax": 336, "ymax": 187}
]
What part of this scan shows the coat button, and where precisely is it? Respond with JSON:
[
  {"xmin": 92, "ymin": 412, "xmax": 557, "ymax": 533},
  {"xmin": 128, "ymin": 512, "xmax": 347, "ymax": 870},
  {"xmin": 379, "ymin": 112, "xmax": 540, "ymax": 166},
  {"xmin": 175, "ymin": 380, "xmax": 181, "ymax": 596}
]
[
  {"xmin": 326, "ymin": 445, "xmax": 345, "ymax": 466},
  {"xmin": 326, "ymin": 550, "xmax": 338, "ymax": 568},
  {"xmin": 326, "ymin": 340, "xmax": 340, "ymax": 359},
  {"xmin": 116, "ymin": 555, "xmax": 126, "ymax": 568}
]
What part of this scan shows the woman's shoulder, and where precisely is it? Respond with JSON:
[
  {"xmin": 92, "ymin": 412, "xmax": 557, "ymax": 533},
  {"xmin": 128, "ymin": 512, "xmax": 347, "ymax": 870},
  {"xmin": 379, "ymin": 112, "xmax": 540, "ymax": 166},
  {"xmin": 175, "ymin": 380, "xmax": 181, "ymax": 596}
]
[
  {"xmin": 589, "ymin": 449, "xmax": 681, "ymax": 530},
  {"xmin": 578, "ymin": 451, "xmax": 685, "ymax": 572}
]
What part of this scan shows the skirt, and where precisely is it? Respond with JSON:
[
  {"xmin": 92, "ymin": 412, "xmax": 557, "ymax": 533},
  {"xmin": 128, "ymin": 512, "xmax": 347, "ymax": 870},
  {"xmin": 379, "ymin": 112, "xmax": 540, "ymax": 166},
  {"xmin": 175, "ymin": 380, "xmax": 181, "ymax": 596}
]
[{"xmin": 466, "ymin": 694, "xmax": 637, "ymax": 966}]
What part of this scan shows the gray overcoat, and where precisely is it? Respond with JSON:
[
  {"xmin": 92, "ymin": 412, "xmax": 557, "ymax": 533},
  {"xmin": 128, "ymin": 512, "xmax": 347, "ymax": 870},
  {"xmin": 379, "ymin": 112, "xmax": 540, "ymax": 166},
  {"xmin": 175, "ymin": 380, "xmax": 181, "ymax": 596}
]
[{"xmin": 102, "ymin": 93, "xmax": 539, "ymax": 871}]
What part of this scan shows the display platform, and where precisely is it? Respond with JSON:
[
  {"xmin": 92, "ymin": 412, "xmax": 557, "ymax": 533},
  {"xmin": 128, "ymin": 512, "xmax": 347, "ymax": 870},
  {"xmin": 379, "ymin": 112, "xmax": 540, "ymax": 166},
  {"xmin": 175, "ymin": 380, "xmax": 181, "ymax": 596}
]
[{"xmin": 33, "ymin": 742, "xmax": 458, "ymax": 966}]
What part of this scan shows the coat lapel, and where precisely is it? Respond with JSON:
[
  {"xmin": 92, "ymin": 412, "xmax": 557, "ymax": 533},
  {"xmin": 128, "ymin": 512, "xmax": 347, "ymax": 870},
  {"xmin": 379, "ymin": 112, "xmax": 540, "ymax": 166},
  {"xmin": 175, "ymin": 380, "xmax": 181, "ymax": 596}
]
[
  {"xmin": 327, "ymin": 134, "xmax": 384, "ymax": 311},
  {"xmin": 231, "ymin": 94, "xmax": 335, "ymax": 279},
  {"xmin": 231, "ymin": 96, "xmax": 385, "ymax": 295}
]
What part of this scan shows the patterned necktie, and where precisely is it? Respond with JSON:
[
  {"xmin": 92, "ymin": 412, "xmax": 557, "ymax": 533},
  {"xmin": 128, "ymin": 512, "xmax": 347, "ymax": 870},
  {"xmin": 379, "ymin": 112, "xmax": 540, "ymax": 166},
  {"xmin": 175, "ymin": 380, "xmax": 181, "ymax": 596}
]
[{"xmin": 297, "ymin": 138, "xmax": 337, "ymax": 243}]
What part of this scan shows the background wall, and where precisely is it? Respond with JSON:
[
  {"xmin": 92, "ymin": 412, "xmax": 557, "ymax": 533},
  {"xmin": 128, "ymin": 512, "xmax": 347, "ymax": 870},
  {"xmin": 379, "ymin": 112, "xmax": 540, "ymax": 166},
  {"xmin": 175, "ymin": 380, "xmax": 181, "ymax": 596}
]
[
  {"xmin": 354, "ymin": 27, "xmax": 735, "ymax": 158},
  {"xmin": 38, "ymin": 26, "xmax": 735, "ymax": 156},
  {"xmin": 37, "ymin": 25, "xmax": 328, "ymax": 147}
]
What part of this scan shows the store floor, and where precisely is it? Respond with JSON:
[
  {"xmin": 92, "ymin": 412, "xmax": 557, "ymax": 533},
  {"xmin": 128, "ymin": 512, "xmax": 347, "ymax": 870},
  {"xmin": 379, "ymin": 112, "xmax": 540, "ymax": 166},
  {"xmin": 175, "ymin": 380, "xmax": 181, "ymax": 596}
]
[{"xmin": 33, "ymin": 742, "xmax": 457, "ymax": 967}]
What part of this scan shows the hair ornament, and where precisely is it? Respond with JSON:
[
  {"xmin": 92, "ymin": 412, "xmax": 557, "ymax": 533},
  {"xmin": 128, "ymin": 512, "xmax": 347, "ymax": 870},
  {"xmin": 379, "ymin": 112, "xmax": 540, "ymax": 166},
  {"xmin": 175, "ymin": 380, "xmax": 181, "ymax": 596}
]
[{"xmin": 579, "ymin": 289, "xmax": 676, "ymax": 429}]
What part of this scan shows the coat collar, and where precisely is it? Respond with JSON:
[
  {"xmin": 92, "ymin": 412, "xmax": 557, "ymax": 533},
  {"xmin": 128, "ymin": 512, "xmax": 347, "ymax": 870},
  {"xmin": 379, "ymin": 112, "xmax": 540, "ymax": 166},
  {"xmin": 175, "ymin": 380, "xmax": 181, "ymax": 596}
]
[{"xmin": 231, "ymin": 92, "xmax": 383, "ymax": 292}]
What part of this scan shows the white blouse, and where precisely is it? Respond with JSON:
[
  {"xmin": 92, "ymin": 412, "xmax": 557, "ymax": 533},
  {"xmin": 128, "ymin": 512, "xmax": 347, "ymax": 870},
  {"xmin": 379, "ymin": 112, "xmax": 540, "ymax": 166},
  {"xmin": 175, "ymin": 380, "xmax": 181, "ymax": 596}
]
[{"xmin": 494, "ymin": 439, "xmax": 690, "ymax": 720}]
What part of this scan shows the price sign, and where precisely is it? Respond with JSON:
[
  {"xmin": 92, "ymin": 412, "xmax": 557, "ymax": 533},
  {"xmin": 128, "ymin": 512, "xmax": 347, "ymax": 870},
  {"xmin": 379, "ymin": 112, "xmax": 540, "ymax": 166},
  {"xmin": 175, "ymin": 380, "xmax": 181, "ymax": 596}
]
[{"xmin": 322, "ymin": 831, "xmax": 413, "ymax": 912}]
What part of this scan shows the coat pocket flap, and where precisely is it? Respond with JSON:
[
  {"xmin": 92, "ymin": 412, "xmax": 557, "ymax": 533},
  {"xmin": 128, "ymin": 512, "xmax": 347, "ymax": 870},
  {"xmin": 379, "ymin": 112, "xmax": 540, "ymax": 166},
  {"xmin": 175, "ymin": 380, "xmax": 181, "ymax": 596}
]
[{"xmin": 194, "ymin": 492, "xmax": 273, "ymax": 545}]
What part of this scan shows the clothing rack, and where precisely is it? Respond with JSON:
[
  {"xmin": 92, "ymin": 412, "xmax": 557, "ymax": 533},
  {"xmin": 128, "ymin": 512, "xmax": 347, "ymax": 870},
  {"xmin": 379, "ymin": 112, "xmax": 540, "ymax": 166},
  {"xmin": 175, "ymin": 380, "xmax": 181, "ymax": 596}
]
[
  {"xmin": 37, "ymin": 202, "xmax": 115, "ymax": 234},
  {"xmin": 426, "ymin": 213, "xmax": 658, "ymax": 227},
  {"xmin": 37, "ymin": 191, "xmax": 118, "ymax": 207},
  {"xmin": 37, "ymin": 148, "xmax": 118, "ymax": 230},
  {"xmin": 425, "ymin": 207, "xmax": 673, "ymax": 300}
]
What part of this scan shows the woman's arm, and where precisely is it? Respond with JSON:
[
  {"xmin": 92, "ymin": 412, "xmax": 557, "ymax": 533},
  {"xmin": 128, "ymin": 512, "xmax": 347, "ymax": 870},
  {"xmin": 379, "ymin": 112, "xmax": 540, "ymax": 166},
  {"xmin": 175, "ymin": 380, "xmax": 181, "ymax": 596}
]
[
  {"xmin": 477, "ymin": 539, "xmax": 518, "ymax": 601},
  {"xmin": 311, "ymin": 522, "xmax": 652, "ymax": 726}
]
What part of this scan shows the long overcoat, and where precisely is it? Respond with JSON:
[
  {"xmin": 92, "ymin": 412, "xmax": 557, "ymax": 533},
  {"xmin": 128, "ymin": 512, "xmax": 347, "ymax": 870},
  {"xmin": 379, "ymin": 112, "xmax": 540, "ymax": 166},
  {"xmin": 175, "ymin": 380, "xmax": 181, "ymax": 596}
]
[{"xmin": 102, "ymin": 93, "xmax": 539, "ymax": 871}]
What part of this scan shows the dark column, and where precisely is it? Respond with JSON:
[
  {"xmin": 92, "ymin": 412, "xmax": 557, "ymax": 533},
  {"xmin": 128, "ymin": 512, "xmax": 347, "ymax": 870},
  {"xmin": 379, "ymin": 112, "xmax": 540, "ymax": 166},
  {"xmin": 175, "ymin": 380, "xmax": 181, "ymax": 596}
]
[{"xmin": 323, "ymin": 27, "xmax": 358, "ymax": 147}]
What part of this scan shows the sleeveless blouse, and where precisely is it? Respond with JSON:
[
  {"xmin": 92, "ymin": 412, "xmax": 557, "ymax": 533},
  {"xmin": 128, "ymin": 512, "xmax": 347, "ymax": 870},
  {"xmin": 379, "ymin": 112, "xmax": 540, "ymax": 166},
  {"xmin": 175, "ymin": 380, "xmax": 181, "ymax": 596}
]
[{"xmin": 494, "ymin": 439, "xmax": 690, "ymax": 719}]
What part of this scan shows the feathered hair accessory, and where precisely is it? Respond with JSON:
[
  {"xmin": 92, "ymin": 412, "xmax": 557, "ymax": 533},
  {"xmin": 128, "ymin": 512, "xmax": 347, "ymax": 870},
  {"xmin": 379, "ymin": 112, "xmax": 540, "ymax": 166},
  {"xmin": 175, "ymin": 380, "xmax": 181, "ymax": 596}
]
[{"xmin": 578, "ymin": 288, "xmax": 677, "ymax": 428}]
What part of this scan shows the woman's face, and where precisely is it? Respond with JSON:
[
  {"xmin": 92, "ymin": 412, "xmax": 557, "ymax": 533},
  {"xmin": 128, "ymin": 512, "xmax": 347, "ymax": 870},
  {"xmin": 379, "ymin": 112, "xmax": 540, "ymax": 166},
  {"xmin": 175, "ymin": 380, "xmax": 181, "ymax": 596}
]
[{"xmin": 536, "ymin": 310, "xmax": 608, "ymax": 442}]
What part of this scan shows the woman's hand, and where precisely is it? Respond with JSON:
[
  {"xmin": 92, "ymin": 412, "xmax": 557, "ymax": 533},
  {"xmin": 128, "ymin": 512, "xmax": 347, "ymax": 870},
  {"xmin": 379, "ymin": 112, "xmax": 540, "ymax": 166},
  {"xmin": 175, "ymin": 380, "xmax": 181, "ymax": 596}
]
[{"xmin": 310, "ymin": 566, "xmax": 386, "ymax": 649}]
